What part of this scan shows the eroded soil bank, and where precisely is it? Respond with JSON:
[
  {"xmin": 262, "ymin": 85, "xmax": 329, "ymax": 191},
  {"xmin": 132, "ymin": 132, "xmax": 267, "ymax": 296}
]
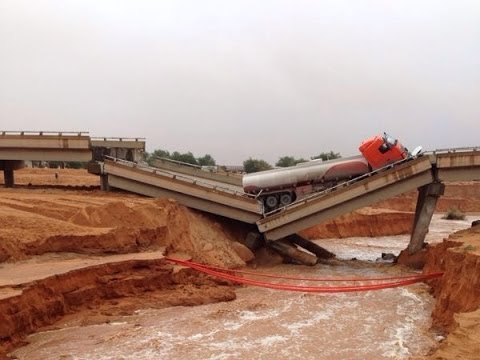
[
  {"xmin": 0, "ymin": 188, "xmax": 248, "ymax": 267},
  {"xmin": 401, "ymin": 225, "xmax": 480, "ymax": 359},
  {"xmin": 0, "ymin": 256, "xmax": 235, "ymax": 355}
]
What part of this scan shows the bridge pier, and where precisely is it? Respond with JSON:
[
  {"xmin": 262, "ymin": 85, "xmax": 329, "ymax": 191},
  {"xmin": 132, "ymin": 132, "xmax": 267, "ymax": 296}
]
[
  {"xmin": 286, "ymin": 234, "xmax": 335, "ymax": 259},
  {"xmin": 408, "ymin": 182, "xmax": 445, "ymax": 254},
  {"xmin": 268, "ymin": 239, "xmax": 318, "ymax": 266},
  {"xmin": 3, "ymin": 169, "xmax": 14, "ymax": 188},
  {"xmin": 1, "ymin": 160, "xmax": 24, "ymax": 188},
  {"xmin": 100, "ymin": 174, "xmax": 109, "ymax": 191}
]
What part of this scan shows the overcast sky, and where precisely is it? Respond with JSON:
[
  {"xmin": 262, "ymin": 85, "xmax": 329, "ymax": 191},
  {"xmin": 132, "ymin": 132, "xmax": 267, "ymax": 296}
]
[{"xmin": 1, "ymin": 1, "xmax": 479, "ymax": 164}]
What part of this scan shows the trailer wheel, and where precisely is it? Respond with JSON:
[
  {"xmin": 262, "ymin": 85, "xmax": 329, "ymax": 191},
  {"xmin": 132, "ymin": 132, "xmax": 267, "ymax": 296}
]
[
  {"xmin": 279, "ymin": 193, "xmax": 293, "ymax": 206},
  {"xmin": 265, "ymin": 195, "xmax": 278, "ymax": 209}
]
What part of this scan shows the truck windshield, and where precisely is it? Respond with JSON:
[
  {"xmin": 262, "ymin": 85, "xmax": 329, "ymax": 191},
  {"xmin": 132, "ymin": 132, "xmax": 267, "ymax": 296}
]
[{"xmin": 383, "ymin": 133, "xmax": 397, "ymax": 147}]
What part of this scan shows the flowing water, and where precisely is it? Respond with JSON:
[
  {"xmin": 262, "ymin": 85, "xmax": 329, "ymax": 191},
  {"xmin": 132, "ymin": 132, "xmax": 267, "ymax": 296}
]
[{"xmin": 11, "ymin": 215, "xmax": 475, "ymax": 360}]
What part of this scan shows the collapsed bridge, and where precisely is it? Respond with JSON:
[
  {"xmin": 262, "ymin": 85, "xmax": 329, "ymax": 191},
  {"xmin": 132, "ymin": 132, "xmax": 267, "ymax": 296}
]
[
  {"xmin": 96, "ymin": 148, "xmax": 480, "ymax": 260},
  {"xmin": 1, "ymin": 131, "xmax": 479, "ymax": 263}
]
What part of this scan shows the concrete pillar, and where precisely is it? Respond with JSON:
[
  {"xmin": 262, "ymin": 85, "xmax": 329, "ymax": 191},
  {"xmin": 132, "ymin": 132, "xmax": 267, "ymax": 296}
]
[
  {"xmin": 268, "ymin": 239, "xmax": 318, "ymax": 266},
  {"xmin": 3, "ymin": 169, "xmax": 14, "ymax": 188},
  {"xmin": 100, "ymin": 174, "xmax": 110, "ymax": 191},
  {"xmin": 408, "ymin": 182, "xmax": 445, "ymax": 254},
  {"xmin": 286, "ymin": 234, "xmax": 335, "ymax": 259}
]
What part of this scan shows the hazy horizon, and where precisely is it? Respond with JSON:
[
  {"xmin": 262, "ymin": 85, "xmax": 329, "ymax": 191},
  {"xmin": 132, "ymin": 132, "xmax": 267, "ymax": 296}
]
[{"xmin": 1, "ymin": 1, "xmax": 479, "ymax": 164}]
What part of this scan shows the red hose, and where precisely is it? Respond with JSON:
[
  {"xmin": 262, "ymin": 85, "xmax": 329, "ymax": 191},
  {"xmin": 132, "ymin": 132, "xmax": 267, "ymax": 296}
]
[
  {"xmin": 165, "ymin": 257, "xmax": 443, "ymax": 293},
  {"xmin": 192, "ymin": 262, "xmax": 425, "ymax": 282}
]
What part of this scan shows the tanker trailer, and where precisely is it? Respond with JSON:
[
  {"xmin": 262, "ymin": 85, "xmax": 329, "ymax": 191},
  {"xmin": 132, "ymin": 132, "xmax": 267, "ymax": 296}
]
[{"xmin": 243, "ymin": 132, "xmax": 418, "ymax": 210}]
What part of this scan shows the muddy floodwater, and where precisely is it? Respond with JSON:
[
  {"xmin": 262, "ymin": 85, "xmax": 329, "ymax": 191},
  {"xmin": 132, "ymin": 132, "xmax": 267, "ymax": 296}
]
[{"xmin": 11, "ymin": 215, "xmax": 475, "ymax": 360}]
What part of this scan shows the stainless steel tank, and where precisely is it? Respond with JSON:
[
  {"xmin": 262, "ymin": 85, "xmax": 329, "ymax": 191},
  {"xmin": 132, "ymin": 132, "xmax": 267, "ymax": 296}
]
[{"xmin": 242, "ymin": 155, "xmax": 369, "ymax": 194}]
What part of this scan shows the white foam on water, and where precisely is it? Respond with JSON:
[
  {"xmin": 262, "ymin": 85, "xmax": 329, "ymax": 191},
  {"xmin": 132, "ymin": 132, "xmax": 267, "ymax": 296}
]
[
  {"xmin": 400, "ymin": 287, "xmax": 425, "ymax": 305},
  {"xmin": 284, "ymin": 307, "xmax": 335, "ymax": 334},
  {"xmin": 238, "ymin": 308, "xmax": 280, "ymax": 321},
  {"xmin": 258, "ymin": 335, "xmax": 288, "ymax": 347},
  {"xmin": 222, "ymin": 321, "xmax": 243, "ymax": 331}
]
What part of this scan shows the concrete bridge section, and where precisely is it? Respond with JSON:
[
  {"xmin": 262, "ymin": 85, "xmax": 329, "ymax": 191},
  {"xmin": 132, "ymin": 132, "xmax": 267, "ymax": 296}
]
[
  {"xmin": 98, "ymin": 148, "xmax": 480, "ymax": 257},
  {"xmin": 0, "ymin": 132, "xmax": 145, "ymax": 187},
  {"xmin": 91, "ymin": 137, "xmax": 145, "ymax": 163},
  {"xmin": 153, "ymin": 158, "xmax": 243, "ymax": 187},
  {"xmin": 258, "ymin": 148, "xmax": 480, "ymax": 254},
  {"xmin": 257, "ymin": 157, "xmax": 434, "ymax": 240},
  {"xmin": 0, "ymin": 131, "xmax": 92, "ymax": 187},
  {"xmin": 0, "ymin": 131, "xmax": 92, "ymax": 162},
  {"xmin": 101, "ymin": 157, "xmax": 263, "ymax": 224},
  {"xmin": 408, "ymin": 148, "xmax": 480, "ymax": 253}
]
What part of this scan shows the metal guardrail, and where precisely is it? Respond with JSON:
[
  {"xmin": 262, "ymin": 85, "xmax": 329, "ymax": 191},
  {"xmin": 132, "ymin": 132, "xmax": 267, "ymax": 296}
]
[
  {"xmin": 156, "ymin": 157, "xmax": 202, "ymax": 169},
  {"xmin": 105, "ymin": 156, "xmax": 255, "ymax": 199},
  {"xmin": 91, "ymin": 137, "xmax": 146, "ymax": 142},
  {"xmin": 0, "ymin": 131, "xmax": 89, "ymax": 136},
  {"xmin": 0, "ymin": 132, "xmax": 146, "ymax": 142},
  {"xmin": 426, "ymin": 146, "xmax": 480, "ymax": 154}
]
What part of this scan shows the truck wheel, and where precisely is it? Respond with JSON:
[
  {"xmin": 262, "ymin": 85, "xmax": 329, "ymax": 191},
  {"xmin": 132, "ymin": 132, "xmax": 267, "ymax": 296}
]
[
  {"xmin": 265, "ymin": 195, "xmax": 278, "ymax": 209},
  {"xmin": 279, "ymin": 193, "xmax": 293, "ymax": 206}
]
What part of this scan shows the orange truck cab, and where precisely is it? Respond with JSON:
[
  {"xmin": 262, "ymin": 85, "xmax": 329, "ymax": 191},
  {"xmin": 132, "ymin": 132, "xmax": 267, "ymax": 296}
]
[{"xmin": 358, "ymin": 132, "xmax": 409, "ymax": 170}]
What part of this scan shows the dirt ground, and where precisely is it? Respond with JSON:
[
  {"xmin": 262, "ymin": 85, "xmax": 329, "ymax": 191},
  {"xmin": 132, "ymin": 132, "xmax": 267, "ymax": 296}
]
[
  {"xmin": 1, "ymin": 168, "xmax": 480, "ymax": 357},
  {"xmin": 408, "ymin": 225, "xmax": 480, "ymax": 360}
]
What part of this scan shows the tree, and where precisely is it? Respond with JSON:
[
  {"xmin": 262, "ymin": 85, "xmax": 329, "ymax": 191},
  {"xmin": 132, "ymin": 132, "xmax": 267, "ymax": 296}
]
[
  {"xmin": 145, "ymin": 148, "xmax": 217, "ymax": 167},
  {"xmin": 275, "ymin": 156, "xmax": 308, "ymax": 167},
  {"xmin": 170, "ymin": 151, "xmax": 198, "ymax": 165},
  {"xmin": 311, "ymin": 151, "xmax": 341, "ymax": 161},
  {"xmin": 145, "ymin": 149, "xmax": 171, "ymax": 166},
  {"xmin": 150, "ymin": 149, "xmax": 171, "ymax": 159},
  {"xmin": 243, "ymin": 158, "xmax": 273, "ymax": 173},
  {"xmin": 197, "ymin": 154, "xmax": 216, "ymax": 166}
]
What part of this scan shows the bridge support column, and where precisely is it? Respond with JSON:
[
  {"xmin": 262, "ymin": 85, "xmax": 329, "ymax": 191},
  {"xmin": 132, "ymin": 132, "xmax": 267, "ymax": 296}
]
[
  {"xmin": 1, "ymin": 160, "xmax": 23, "ymax": 188},
  {"xmin": 408, "ymin": 182, "xmax": 445, "ymax": 254},
  {"xmin": 268, "ymin": 240, "xmax": 318, "ymax": 266},
  {"xmin": 3, "ymin": 169, "xmax": 14, "ymax": 188},
  {"xmin": 286, "ymin": 234, "xmax": 335, "ymax": 259},
  {"xmin": 100, "ymin": 174, "xmax": 109, "ymax": 191}
]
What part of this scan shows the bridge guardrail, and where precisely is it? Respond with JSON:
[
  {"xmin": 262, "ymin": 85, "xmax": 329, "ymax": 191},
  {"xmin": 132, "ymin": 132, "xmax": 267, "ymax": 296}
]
[
  {"xmin": 0, "ymin": 131, "xmax": 89, "ymax": 136},
  {"xmin": 91, "ymin": 137, "xmax": 146, "ymax": 142},
  {"xmin": 105, "ymin": 156, "xmax": 255, "ymax": 199}
]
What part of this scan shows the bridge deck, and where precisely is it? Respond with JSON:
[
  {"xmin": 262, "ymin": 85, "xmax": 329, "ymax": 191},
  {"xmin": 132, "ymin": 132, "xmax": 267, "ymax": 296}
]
[
  {"xmin": 434, "ymin": 149, "xmax": 480, "ymax": 182},
  {"xmin": 0, "ymin": 132, "xmax": 146, "ymax": 163},
  {"xmin": 258, "ymin": 157, "xmax": 434, "ymax": 240},
  {"xmin": 0, "ymin": 131, "xmax": 92, "ymax": 162},
  {"xmin": 153, "ymin": 158, "xmax": 243, "ymax": 187},
  {"xmin": 103, "ymin": 158, "xmax": 262, "ymax": 224},
  {"xmin": 90, "ymin": 137, "xmax": 146, "ymax": 150},
  {"xmin": 257, "ymin": 149, "xmax": 480, "ymax": 240}
]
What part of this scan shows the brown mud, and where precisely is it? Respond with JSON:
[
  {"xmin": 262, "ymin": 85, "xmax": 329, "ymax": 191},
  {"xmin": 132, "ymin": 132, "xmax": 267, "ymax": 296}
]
[{"xmin": 402, "ymin": 225, "xmax": 480, "ymax": 359}]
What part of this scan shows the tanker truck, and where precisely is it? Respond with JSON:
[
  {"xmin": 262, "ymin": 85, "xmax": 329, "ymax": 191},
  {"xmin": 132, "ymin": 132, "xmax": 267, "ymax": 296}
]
[{"xmin": 242, "ymin": 132, "xmax": 421, "ymax": 210}]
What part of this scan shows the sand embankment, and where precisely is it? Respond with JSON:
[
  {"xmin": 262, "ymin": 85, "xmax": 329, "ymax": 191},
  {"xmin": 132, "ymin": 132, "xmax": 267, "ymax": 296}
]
[
  {"xmin": 301, "ymin": 208, "xmax": 413, "ymax": 239},
  {"xmin": 402, "ymin": 225, "xmax": 480, "ymax": 359},
  {"xmin": 0, "ymin": 188, "xmax": 248, "ymax": 267}
]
